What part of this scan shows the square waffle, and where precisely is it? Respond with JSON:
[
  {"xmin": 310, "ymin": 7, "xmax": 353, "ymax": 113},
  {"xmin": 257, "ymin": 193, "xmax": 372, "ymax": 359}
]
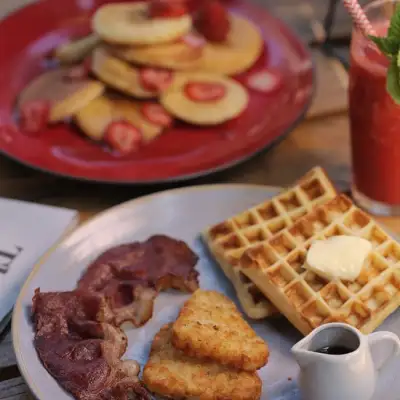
[
  {"xmin": 240, "ymin": 195, "xmax": 400, "ymax": 335},
  {"xmin": 202, "ymin": 167, "xmax": 337, "ymax": 319}
]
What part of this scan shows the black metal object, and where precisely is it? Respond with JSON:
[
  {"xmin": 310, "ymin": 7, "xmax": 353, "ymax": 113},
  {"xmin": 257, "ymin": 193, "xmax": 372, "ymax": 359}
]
[{"xmin": 320, "ymin": 0, "xmax": 351, "ymax": 69}]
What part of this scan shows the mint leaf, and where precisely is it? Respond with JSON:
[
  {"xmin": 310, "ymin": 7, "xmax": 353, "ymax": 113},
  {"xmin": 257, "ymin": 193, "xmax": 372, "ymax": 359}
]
[
  {"xmin": 386, "ymin": 55, "xmax": 400, "ymax": 104},
  {"xmin": 369, "ymin": 35, "xmax": 400, "ymax": 56},
  {"xmin": 388, "ymin": 4, "xmax": 400, "ymax": 39}
]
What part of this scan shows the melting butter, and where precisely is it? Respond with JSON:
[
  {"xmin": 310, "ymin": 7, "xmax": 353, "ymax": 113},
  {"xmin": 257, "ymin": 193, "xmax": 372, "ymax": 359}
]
[{"xmin": 306, "ymin": 235, "xmax": 372, "ymax": 281}]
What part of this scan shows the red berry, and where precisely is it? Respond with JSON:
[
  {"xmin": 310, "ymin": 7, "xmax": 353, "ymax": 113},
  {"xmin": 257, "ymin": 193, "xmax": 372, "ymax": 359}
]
[
  {"xmin": 149, "ymin": 0, "xmax": 188, "ymax": 19},
  {"xmin": 139, "ymin": 67, "xmax": 173, "ymax": 92},
  {"xmin": 181, "ymin": 33, "xmax": 206, "ymax": 49},
  {"xmin": 184, "ymin": 81, "xmax": 226, "ymax": 102},
  {"xmin": 195, "ymin": 0, "xmax": 230, "ymax": 43},
  {"xmin": 0, "ymin": 124, "xmax": 18, "ymax": 144},
  {"xmin": 105, "ymin": 121, "xmax": 143, "ymax": 154},
  {"xmin": 141, "ymin": 103, "xmax": 173, "ymax": 127},
  {"xmin": 63, "ymin": 57, "xmax": 92, "ymax": 81},
  {"xmin": 20, "ymin": 100, "xmax": 51, "ymax": 135}
]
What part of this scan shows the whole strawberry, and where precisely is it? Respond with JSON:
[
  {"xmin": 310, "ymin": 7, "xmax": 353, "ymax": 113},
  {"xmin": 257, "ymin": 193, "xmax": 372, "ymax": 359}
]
[{"xmin": 194, "ymin": 0, "xmax": 230, "ymax": 43}]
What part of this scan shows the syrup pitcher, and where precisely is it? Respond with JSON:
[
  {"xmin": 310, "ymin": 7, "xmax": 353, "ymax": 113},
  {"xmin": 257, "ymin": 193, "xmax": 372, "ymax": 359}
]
[{"xmin": 291, "ymin": 322, "xmax": 400, "ymax": 400}]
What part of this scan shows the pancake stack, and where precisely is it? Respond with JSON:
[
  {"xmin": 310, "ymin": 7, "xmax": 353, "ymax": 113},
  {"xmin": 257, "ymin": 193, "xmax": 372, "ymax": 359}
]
[{"xmin": 18, "ymin": 0, "xmax": 266, "ymax": 154}]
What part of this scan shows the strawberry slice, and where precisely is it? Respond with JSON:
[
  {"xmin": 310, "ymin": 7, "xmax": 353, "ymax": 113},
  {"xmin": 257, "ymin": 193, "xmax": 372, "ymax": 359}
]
[
  {"xmin": 246, "ymin": 70, "xmax": 283, "ymax": 94},
  {"xmin": 184, "ymin": 81, "xmax": 226, "ymax": 102},
  {"xmin": 181, "ymin": 33, "xmax": 206, "ymax": 50},
  {"xmin": 0, "ymin": 124, "xmax": 18, "ymax": 144},
  {"xmin": 141, "ymin": 103, "xmax": 173, "ymax": 127},
  {"xmin": 149, "ymin": 0, "xmax": 188, "ymax": 18},
  {"xmin": 64, "ymin": 57, "xmax": 92, "ymax": 81},
  {"xmin": 139, "ymin": 67, "xmax": 173, "ymax": 92},
  {"xmin": 105, "ymin": 121, "xmax": 143, "ymax": 154},
  {"xmin": 195, "ymin": 0, "xmax": 230, "ymax": 43},
  {"xmin": 20, "ymin": 100, "xmax": 51, "ymax": 134}
]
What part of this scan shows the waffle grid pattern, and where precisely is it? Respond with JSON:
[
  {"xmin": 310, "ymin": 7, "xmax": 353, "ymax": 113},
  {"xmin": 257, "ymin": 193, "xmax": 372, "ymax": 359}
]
[
  {"xmin": 202, "ymin": 167, "xmax": 337, "ymax": 319},
  {"xmin": 240, "ymin": 195, "xmax": 400, "ymax": 334}
]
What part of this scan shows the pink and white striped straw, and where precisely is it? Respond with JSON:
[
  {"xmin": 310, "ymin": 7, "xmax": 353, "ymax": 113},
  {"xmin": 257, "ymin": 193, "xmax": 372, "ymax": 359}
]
[{"xmin": 342, "ymin": 0, "xmax": 376, "ymax": 36}]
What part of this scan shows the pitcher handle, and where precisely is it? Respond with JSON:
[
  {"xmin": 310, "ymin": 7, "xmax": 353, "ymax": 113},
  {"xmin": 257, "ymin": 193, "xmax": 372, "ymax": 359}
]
[{"xmin": 367, "ymin": 331, "xmax": 400, "ymax": 373}]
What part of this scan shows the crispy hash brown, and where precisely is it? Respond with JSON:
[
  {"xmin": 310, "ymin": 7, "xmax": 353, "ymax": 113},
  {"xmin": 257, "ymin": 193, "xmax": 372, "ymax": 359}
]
[
  {"xmin": 171, "ymin": 290, "xmax": 268, "ymax": 371},
  {"xmin": 143, "ymin": 324, "xmax": 262, "ymax": 400}
]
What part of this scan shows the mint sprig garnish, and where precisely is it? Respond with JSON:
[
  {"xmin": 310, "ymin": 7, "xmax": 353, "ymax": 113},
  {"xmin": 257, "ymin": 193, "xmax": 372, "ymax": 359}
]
[
  {"xmin": 369, "ymin": 4, "xmax": 400, "ymax": 103},
  {"xmin": 369, "ymin": 36, "xmax": 399, "ymax": 55},
  {"xmin": 387, "ymin": 56, "xmax": 400, "ymax": 104}
]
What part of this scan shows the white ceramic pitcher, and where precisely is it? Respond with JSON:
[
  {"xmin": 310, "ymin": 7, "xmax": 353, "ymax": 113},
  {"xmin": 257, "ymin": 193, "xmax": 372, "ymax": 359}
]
[{"xmin": 291, "ymin": 322, "xmax": 400, "ymax": 400}]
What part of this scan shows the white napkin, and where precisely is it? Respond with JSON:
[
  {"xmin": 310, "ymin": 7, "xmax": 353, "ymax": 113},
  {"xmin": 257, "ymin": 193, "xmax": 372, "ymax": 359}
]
[{"xmin": 0, "ymin": 198, "xmax": 78, "ymax": 326}]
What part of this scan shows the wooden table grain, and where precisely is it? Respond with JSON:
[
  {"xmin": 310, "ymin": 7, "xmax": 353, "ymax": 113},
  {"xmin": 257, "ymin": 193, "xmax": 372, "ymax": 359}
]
[{"xmin": 0, "ymin": 1, "xmax": 398, "ymax": 399}]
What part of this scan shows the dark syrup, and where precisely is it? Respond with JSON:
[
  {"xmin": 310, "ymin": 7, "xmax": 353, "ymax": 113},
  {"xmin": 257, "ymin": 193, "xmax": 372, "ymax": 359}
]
[{"xmin": 315, "ymin": 346, "xmax": 354, "ymax": 355}]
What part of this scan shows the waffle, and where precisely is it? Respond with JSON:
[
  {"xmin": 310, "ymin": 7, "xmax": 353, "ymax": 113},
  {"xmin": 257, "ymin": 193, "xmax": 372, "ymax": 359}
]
[
  {"xmin": 240, "ymin": 194, "xmax": 400, "ymax": 335},
  {"xmin": 202, "ymin": 167, "xmax": 337, "ymax": 319}
]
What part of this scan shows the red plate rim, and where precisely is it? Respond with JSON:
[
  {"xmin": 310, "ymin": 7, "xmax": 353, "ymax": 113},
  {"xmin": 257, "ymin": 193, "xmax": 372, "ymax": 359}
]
[{"xmin": 0, "ymin": 0, "xmax": 315, "ymax": 185}]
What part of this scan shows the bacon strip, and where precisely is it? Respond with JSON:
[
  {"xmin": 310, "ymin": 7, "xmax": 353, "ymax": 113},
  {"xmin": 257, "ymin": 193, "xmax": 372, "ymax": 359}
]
[
  {"xmin": 32, "ymin": 289, "xmax": 150, "ymax": 400},
  {"xmin": 78, "ymin": 235, "xmax": 199, "ymax": 327}
]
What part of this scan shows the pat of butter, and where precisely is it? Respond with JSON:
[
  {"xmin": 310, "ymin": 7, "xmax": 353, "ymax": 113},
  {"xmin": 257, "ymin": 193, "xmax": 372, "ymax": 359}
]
[{"xmin": 306, "ymin": 236, "xmax": 372, "ymax": 281}]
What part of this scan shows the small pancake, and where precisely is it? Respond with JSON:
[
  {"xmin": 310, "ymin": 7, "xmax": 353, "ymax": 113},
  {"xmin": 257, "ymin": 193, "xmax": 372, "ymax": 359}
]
[
  {"xmin": 92, "ymin": 46, "xmax": 166, "ymax": 99},
  {"xmin": 54, "ymin": 34, "xmax": 100, "ymax": 65},
  {"xmin": 160, "ymin": 72, "xmax": 248, "ymax": 125},
  {"xmin": 110, "ymin": 34, "xmax": 204, "ymax": 71},
  {"xmin": 92, "ymin": 2, "xmax": 192, "ymax": 46},
  {"xmin": 18, "ymin": 69, "xmax": 104, "ymax": 123},
  {"xmin": 199, "ymin": 14, "xmax": 263, "ymax": 76},
  {"xmin": 75, "ymin": 95, "xmax": 163, "ymax": 142}
]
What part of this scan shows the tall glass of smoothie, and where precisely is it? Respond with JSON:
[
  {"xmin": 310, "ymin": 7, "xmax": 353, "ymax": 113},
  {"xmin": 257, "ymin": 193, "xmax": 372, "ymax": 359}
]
[{"xmin": 349, "ymin": 0, "xmax": 400, "ymax": 215}]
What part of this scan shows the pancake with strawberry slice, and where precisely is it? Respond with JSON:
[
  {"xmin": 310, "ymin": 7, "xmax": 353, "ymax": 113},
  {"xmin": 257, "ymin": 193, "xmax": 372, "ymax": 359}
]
[
  {"xmin": 110, "ymin": 33, "xmax": 205, "ymax": 71},
  {"xmin": 92, "ymin": 1, "xmax": 192, "ymax": 46},
  {"xmin": 195, "ymin": 1, "xmax": 263, "ymax": 76},
  {"xmin": 160, "ymin": 72, "xmax": 248, "ymax": 125},
  {"xmin": 17, "ymin": 68, "xmax": 104, "ymax": 133},
  {"xmin": 92, "ymin": 46, "xmax": 175, "ymax": 99},
  {"xmin": 75, "ymin": 95, "xmax": 172, "ymax": 146}
]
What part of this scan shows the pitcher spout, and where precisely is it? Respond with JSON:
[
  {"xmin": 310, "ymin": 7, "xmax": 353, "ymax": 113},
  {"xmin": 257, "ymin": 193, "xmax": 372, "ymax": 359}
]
[{"xmin": 291, "ymin": 335, "xmax": 315, "ymax": 368}]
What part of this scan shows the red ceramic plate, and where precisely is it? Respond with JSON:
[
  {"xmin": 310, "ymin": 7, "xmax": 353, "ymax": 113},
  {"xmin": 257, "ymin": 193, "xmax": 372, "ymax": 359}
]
[{"xmin": 0, "ymin": 0, "xmax": 314, "ymax": 184}]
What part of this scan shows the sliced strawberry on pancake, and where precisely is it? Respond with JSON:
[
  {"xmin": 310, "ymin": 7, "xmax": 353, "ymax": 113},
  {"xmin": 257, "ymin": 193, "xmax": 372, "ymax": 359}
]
[
  {"xmin": 20, "ymin": 100, "xmax": 51, "ymax": 134},
  {"xmin": 184, "ymin": 81, "xmax": 226, "ymax": 102},
  {"xmin": 105, "ymin": 121, "xmax": 143, "ymax": 154},
  {"xmin": 181, "ymin": 33, "xmax": 206, "ymax": 50},
  {"xmin": 149, "ymin": 0, "xmax": 188, "ymax": 18},
  {"xmin": 64, "ymin": 57, "xmax": 92, "ymax": 81},
  {"xmin": 139, "ymin": 67, "xmax": 173, "ymax": 92},
  {"xmin": 141, "ymin": 103, "xmax": 173, "ymax": 127}
]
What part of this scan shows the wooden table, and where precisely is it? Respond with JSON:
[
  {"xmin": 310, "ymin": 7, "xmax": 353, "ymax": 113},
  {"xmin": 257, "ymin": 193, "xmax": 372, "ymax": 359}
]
[{"xmin": 0, "ymin": 1, "xmax": 398, "ymax": 399}]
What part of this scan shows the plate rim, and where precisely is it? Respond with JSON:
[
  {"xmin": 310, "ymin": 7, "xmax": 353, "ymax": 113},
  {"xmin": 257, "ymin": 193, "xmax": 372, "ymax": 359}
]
[
  {"xmin": 11, "ymin": 182, "xmax": 281, "ymax": 399},
  {"xmin": 0, "ymin": 0, "xmax": 315, "ymax": 185}
]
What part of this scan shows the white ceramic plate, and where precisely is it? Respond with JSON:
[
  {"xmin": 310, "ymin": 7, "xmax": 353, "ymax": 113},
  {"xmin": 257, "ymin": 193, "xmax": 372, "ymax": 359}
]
[{"xmin": 12, "ymin": 184, "xmax": 400, "ymax": 400}]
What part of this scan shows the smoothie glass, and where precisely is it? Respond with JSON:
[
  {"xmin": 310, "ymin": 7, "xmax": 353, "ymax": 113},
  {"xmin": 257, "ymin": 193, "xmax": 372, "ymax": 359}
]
[{"xmin": 349, "ymin": 0, "xmax": 400, "ymax": 215}]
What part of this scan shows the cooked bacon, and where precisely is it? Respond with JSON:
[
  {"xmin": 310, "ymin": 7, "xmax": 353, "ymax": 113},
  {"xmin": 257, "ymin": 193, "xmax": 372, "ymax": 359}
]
[
  {"xmin": 32, "ymin": 289, "xmax": 150, "ymax": 400},
  {"xmin": 31, "ymin": 235, "xmax": 199, "ymax": 399},
  {"xmin": 77, "ymin": 235, "xmax": 199, "ymax": 326}
]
